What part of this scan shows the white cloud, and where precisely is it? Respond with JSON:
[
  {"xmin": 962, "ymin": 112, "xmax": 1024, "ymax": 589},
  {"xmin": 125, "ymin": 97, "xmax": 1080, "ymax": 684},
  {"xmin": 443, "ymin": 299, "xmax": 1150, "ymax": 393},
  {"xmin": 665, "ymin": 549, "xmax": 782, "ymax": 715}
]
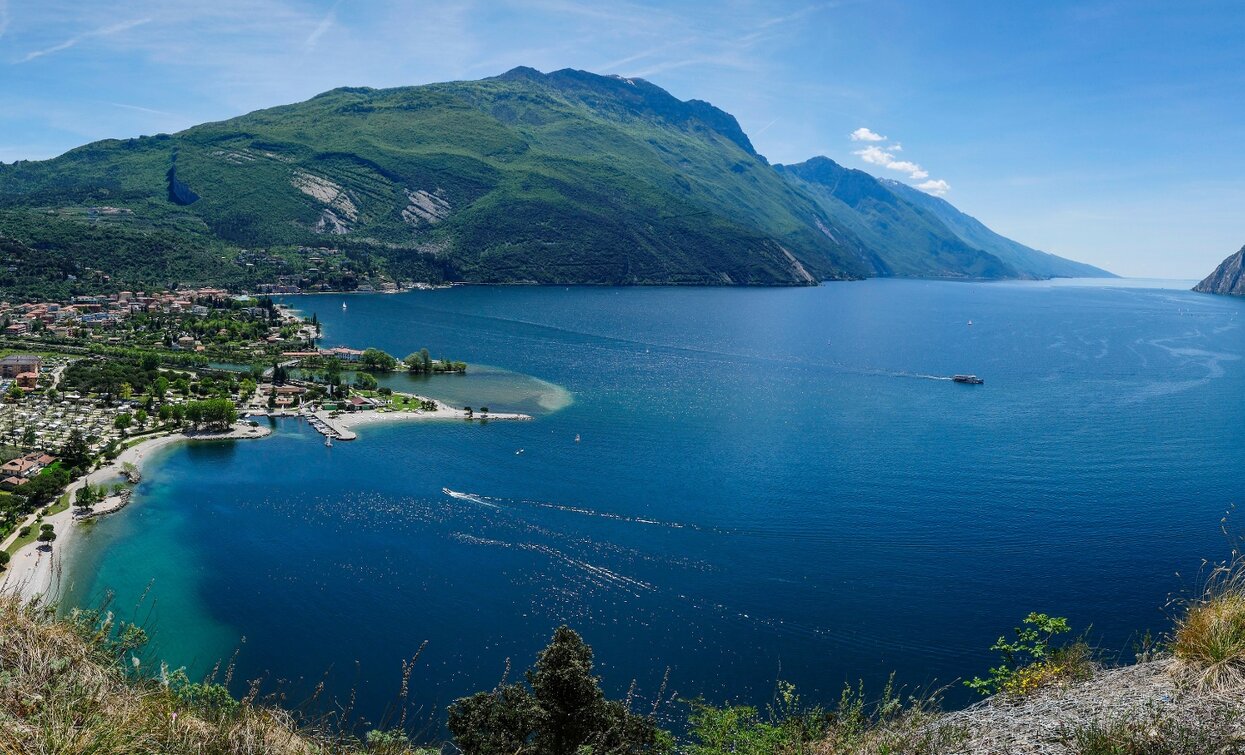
[
  {"xmin": 887, "ymin": 160, "xmax": 927, "ymax": 179},
  {"xmin": 306, "ymin": 9, "xmax": 334, "ymax": 49},
  {"xmin": 851, "ymin": 145, "xmax": 929, "ymax": 180},
  {"xmin": 850, "ymin": 127, "xmax": 886, "ymax": 142},
  {"xmin": 19, "ymin": 17, "xmax": 152, "ymax": 63},
  {"xmin": 0, "ymin": 1, "xmax": 9, "ymax": 40},
  {"xmin": 850, "ymin": 129, "xmax": 946, "ymax": 190},
  {"xmin": 916, "ymin": 179, "xmax": 950, "ymax": 196},
  {"xmin": 854, "ymin": 144, "xmax": 892, "ymax": 165}
]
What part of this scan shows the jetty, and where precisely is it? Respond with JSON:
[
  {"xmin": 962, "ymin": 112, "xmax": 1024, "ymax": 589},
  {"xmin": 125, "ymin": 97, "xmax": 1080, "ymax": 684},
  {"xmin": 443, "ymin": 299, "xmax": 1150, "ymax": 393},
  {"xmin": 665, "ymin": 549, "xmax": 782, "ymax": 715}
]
[{"xmin": 308, "ymin": 411, "xmax": 357, "ymax": 441}]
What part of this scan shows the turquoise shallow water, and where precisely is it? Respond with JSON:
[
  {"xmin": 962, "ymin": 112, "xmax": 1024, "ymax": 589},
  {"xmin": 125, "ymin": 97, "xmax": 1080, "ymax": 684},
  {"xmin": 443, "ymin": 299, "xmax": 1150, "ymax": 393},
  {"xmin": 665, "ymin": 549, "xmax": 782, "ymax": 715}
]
[{"xmin": 62, "ymin": 279, "xmax": 1245, "ymax": 733}]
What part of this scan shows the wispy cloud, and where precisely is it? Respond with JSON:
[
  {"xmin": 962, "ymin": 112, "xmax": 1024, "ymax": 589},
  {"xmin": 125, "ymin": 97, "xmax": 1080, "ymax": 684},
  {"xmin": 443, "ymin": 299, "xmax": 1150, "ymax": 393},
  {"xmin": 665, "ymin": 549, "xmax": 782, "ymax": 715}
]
[
  {"xmin": 305, "ymin": 7, "xmax": 335, "ymax": 50},
  {"xmin": 0, "ymin": 1, "xmax": 10, "ymax": 40},
  {"xmin": 18, "ymin": 16, "xmax": 152, "ymax": 63},
  {"xmin": 850, "ymin": 127, "xmax": 948, "ymax": 192},
  {"xmin": 109, "ymin": 102, "xmax": 176, "ymax": 117}
]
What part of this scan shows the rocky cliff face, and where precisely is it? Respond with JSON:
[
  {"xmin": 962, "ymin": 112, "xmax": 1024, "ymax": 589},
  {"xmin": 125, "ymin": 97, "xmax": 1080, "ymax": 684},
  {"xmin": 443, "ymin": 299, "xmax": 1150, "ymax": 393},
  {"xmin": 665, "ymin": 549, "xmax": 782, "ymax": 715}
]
[{"xmin": 1194, "ymin": 245, "xmax": 1245, "ymax": 295}]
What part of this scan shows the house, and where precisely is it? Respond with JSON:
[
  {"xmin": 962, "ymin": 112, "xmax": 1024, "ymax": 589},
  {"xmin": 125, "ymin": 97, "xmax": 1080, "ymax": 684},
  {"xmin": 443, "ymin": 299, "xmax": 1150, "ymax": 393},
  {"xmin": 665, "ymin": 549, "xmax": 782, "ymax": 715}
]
[
  {"xmin": 0, "ymin": 354, "xmax": 42, "ymax": 378},
  {"xmin": 1, "ymin": 476, "xmax": 26, "ymax": 489},
  {"xmin": 15, "ymin": 372, "xmax": 38, "ymax": 390},
  {"xmin": 1, "ymin": 458, "xmax": 36, "ymax": 478}
]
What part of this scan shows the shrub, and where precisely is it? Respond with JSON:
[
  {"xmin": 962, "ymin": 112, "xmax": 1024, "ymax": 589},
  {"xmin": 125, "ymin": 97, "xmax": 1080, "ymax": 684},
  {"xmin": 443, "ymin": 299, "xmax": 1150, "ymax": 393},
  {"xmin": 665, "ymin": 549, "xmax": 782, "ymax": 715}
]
[
  {"xmin": 685, "ymin": 678, "xmax": 963, "ymax": 755},
  {"xmin": 967, "ymin": 613, "xmax": 1095, "ymax": 697},
  {"xmin": 1061, "ymin": 708, "xmax": 1240, "ymax": 754},
  {"xmin": 1171, "ymin": 561, "xmax": 1245, "ymax": 689}
]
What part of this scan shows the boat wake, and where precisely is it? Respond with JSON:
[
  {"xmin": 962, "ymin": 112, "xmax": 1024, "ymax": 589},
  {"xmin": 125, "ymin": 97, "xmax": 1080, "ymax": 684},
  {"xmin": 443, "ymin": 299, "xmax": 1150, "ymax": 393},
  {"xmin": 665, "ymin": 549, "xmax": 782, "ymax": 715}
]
[{"xmin": 441, "ymin": 488, "xmax": 501, "ymax": 509}]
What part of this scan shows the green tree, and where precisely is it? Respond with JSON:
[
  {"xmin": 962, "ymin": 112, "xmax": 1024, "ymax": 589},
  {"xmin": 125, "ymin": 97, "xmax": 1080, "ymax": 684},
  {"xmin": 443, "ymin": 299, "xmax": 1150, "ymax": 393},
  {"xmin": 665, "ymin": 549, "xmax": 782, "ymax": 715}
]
[
  {"xmin": 353, "ymin": 372, "xmax": 378, "ymax": 390},
  {"xmin": 114, "ymin": 413, "xmax": 132, "ymax": 433},
  {"xmin": 360, "ymin": 348, "xmax": 398, "ymax": 372},
  {"xmin": 0, "ymin": 549, "xmax": 10, "ymax": 571},
  {"xmin": 37, "ymin": 524, "xmax": 56, "ymax": 546},
  {"xmin": 134, "ymin": 409, "xmax": 148, "ymax": 427},
  {"xmin": 448, "ymin": 626, "xmax": 669, "ymax": 755},
  {"xmin": 59, "ymin": 428, "xmax": 92, "ymax": 470}
]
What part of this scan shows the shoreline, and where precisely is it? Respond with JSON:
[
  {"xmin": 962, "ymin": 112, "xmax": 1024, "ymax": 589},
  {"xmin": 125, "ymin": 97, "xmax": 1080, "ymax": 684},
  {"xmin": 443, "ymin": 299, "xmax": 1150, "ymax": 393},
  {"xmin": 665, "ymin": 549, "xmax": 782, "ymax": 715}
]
[
  {"xmin": 0, "ymin": 422, "xmax": 272, "ymax": 604},
  {"xmin": 323, "ymin": 404, "xmax": 533, "ymax": 432}
]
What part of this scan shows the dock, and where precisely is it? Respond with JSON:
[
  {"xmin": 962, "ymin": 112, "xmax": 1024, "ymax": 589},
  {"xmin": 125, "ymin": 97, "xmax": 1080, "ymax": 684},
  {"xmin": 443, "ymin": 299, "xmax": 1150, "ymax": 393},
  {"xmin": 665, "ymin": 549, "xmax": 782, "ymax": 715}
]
[{"xmin": 309, "ymin": 411, "xmax": 357, "ymax": 441}]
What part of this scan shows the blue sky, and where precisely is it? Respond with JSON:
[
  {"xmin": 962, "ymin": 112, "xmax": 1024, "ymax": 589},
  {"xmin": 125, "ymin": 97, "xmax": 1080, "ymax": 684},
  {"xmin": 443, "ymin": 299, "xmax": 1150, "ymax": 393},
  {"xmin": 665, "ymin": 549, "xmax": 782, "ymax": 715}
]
[{"xmin": 1, "ymin": 0, "xmax": 1243, "ymax": 277}]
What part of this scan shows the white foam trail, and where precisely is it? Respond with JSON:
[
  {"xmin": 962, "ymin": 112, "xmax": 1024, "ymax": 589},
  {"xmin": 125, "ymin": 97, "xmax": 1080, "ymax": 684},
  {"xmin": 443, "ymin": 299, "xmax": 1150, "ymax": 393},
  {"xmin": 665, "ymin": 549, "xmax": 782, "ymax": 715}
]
[{"xmin": 441, "ymin": 488, "xmax": 500, "ymax": 509}]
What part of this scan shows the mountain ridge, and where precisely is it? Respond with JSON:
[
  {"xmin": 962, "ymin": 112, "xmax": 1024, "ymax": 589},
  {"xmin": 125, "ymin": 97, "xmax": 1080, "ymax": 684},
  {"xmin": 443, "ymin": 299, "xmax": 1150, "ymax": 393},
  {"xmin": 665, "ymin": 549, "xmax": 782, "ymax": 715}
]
[{"xmin": 0, "ymin": 67, "xmax": 1109, "ymax": 296}]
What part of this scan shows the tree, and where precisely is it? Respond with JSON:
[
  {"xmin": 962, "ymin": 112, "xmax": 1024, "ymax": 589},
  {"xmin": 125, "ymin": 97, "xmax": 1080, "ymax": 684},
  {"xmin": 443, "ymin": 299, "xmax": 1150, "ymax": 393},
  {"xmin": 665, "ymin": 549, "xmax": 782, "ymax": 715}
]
[
  {"xmin": 360, "ymin": 348, "xmax": 398, "ymax": 372},
  {"xmin": 0, "ymin": 549, "xmax": 10, "ymax": 571},
  {"xmin": 119, "ymin": 382, "xmax": 133, "ymax": 400},
  {"xmin": 134, "ymin": 409, "xmax": 148, "ymax": 427},
  {"xmin": 114, "ymin": 413, "xmax": 132, "ymax": 433},
  {"xmin": 353, "ymin": 372, "xmax": 378, "ymax": 390},
  {"xmin": 152, "ymin": 376, "xmax": 169, "ymax": 401},
  {"xmin": 60, "ymin": 428, "xmax": 92, "ymax": 470},
  {"xmin": 6, "ymin": 383, "xmax": 24, "ymax": 401},
  {"xmin": 37, "ymin": 523, "xmax": 56, "ymax": 546},
  {"xmin": 448, "ymin": 627, "xmax": 669, "ymax": 755}
]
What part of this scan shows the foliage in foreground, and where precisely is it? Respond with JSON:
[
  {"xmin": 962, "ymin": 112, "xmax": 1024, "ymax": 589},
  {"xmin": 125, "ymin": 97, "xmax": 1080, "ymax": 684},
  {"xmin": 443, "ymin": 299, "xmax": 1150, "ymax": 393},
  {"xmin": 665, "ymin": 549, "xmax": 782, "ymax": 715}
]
[
  {"xmin": 684, "ymin": 678, "xmax": 963, "ymax": 755},
  {"xmin": 0, "ymin": 595, "xmax": 429, "ymax": 754},
  {"xmin": 448, "ymin": 625, "xmax": 671, "ymax": 754},
  {"xmin": 1060, "ymin": 707, "xmax": 1243, "ymax": 755},
  {"xmin": 1171, "ymin": 554, "xmax": 1245, "ymax": 691},
  {"xmin": 966, "ymin": 612, "xmax": 1096, "ymax": 697}
]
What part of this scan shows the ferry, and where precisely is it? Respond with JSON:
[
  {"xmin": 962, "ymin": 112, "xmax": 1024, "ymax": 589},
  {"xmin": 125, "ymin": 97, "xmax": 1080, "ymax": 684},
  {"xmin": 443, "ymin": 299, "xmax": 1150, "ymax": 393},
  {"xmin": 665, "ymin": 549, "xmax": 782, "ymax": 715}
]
[{"xmin": 952, "ymin": 374, "xmax": 984, "ymax": 385}]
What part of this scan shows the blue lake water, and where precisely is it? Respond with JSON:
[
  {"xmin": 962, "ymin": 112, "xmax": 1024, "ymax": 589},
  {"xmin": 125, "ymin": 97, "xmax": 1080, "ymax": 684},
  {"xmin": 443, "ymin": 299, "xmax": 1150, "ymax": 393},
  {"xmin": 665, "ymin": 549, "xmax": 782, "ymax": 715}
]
[{"xmin": 62, "ymin": 279, "xmax": 1245, "ymax": 734}]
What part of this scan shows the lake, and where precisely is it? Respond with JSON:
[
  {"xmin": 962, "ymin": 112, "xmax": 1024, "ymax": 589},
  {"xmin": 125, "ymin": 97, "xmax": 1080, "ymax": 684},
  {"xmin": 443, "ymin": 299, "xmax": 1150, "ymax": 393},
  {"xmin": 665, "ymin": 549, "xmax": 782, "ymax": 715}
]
[{"xmin": 61, "ymin": 278, "xmax": 1245, "ymax": 735}]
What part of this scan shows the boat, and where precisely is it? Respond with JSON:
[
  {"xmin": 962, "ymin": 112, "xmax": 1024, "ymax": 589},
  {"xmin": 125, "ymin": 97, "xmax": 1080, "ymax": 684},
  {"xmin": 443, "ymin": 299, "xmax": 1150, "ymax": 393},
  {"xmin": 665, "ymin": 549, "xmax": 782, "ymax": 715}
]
[
  {"xmin": 574, "ymin": 434, "xmax": 581, "ymax": 443},
  {"xmin": 341, "ymin": 302, "xmax": 347, "ymax": 310},
  {"xmin": 325, "ymin": 435, "xmax": 333, "ymax": 447},
  {"xmin": 952, "ymin": 374, "xmax": 984, "ymax": 385}
]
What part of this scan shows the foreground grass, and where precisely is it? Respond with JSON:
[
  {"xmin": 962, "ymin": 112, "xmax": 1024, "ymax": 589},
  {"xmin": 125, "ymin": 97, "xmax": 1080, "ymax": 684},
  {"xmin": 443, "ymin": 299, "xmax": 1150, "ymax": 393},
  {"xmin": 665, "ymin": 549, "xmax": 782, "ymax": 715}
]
[{"xmin": 0, "ymin": 595, "xmax": 430, "ymax": 754}]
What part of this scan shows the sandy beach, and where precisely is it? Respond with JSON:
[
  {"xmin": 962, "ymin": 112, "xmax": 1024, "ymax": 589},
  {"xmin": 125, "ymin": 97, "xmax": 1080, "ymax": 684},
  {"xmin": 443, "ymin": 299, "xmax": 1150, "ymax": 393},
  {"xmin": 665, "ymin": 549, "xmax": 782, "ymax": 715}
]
[
  {"xmin": 0, "ymin": 422, "xmax": 272, "ymax": 603},
  {"xmin": 328, "ymin": 406, "xmax": 533, "ymax": 429}
]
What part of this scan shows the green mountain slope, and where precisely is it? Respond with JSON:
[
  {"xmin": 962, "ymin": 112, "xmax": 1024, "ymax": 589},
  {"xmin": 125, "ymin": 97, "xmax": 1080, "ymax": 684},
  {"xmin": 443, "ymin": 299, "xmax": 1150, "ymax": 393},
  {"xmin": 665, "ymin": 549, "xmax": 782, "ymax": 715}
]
[
  {"xmin": 881, "ymin": 179, "xmax": 1115, "ymax": 278},
  {"xmin": 0, "ymin": 68, "xmax": 874, "ymax": 290},
  {"xmin": 0, "ymin": 67, "xmax": 1106, "ymax": 294},
  {"xmin": 776, "ymin": 157, "xmax": 1017, "ymax": 279}
]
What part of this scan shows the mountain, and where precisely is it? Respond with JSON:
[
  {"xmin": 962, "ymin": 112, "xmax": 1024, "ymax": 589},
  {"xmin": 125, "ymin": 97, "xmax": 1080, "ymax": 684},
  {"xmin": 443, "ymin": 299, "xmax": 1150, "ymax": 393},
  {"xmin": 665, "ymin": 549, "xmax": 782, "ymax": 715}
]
[
  {"xmin": 0, "ymin": 67, "xmax": 1107, "ymax": 294},
  {"xmin": 1194, "ymin": 245, "xmax": 1245, "ymax": 295},
  {"xmin": 881, "ymin": 179, "xmax": 1115, "ymax": 279},
  {"xmin": 776, "ymin": 158, "xmax": 1017, "ymax": 278}
]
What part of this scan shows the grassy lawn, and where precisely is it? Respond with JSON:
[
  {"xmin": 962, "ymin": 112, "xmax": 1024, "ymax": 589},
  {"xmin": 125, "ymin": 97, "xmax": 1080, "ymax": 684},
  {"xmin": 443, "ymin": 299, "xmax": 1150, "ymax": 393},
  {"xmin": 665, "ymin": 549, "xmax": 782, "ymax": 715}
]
[
  {"xmin": 47, "ymin": 491, "xmax": 70, "ymax": 516},
  {"xmin": 5, "ymin": 523, "xmax": 39, "ymax": 556}
]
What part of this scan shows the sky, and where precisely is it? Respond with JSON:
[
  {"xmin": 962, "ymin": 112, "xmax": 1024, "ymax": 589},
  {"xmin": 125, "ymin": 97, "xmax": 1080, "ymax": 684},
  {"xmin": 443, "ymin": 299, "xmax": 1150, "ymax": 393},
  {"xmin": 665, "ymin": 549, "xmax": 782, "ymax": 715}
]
[{"xmin": 1, "ymin": 0, "xmax": 1244, "ymax": 278}]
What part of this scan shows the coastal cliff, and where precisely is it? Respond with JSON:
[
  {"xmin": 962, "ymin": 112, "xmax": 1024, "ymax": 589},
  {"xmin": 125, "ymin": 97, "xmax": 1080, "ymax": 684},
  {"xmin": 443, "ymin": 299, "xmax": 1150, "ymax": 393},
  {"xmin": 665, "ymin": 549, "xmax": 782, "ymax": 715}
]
[{"xmin": 1194, "ymin": 244, "xmax": 1245, "ymax": 295}]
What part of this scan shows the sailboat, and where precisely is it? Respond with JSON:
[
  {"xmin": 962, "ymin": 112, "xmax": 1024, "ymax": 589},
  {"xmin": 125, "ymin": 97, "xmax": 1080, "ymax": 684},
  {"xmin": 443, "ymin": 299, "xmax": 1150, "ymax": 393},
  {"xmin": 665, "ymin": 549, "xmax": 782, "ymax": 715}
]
[
  {"xmin": 341, "ymin": 301, "xmax": 347, "ymax": 311},
  {"xmin": 325, "ymin": 435, "xmax": 333, "ymax": 447}
]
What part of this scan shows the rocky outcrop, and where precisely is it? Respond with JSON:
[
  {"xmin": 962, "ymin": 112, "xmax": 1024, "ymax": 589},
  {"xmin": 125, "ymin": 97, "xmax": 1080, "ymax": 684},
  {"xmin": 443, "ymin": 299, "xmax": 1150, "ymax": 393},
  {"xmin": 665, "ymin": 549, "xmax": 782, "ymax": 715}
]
[{"xmin": 1194, "ymin": 245, "xmax": 1245, "ymax": 295}]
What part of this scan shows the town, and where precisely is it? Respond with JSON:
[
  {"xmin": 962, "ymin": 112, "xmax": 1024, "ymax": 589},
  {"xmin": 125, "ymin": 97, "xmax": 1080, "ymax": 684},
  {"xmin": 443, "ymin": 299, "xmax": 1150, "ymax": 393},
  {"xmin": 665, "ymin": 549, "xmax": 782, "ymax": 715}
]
[{"xmin": 0, "ymin": 285, "xmax": 487, "ymax": 568}]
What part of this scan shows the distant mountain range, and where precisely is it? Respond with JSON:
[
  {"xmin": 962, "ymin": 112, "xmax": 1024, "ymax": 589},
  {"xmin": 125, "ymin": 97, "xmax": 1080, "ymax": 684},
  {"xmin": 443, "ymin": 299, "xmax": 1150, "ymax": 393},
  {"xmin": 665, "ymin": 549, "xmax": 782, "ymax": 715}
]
[
  {"xmin": 0, "ymin": 67, "xmax": 1111, "ymax": 296},
  {"xmin": 1195, "ymin": 245, "xmax": 1245, "ymax": 296}
]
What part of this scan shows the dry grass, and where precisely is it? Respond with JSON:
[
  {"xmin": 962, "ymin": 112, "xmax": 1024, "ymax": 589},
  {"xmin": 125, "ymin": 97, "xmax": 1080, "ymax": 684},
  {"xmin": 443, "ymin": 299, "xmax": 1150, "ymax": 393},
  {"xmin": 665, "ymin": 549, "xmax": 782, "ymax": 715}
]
[
  {"xmin": 0, "ymin": 594, "xmax": 430, "ymax": 754},
  {"xmin": 1171, "ymin": 559, "xmax": 1245, "ymax": 691}
]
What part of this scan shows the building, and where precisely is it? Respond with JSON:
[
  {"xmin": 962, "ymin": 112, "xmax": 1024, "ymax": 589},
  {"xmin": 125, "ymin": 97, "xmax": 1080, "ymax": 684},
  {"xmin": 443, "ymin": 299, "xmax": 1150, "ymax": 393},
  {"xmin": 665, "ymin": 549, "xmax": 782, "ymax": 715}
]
[{"xmin": 0, "ymin": 354, "xmax": 41, "ymax": 378}]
